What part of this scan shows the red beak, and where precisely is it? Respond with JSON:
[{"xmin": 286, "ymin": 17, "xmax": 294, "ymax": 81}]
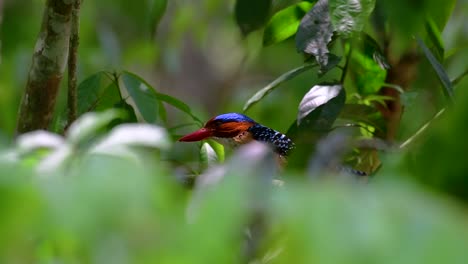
[{"xmin": 179, "ymin": 128, "xmax": 213, "ymax": 142}]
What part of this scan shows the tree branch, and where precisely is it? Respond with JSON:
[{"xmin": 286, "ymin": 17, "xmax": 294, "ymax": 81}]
[
  {"xmin": 16, "ymin": 0, "xmax": 74, "ymax": 134},
  {"xmin": 67, "ymin": 0, "xmax": 82, "ymax": 127}
]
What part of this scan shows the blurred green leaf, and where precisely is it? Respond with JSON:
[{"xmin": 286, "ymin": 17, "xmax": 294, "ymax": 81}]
[
  {"xmin": 263, "ymin": 1, "xmax": 315, "ymax": 46},
  {"xmin": 329, "ymin": 0, "xmax": 375, "ymax": 37},
  {"xmin": 77, "ymin": 71, "xmax": 122, "ymax": 115},
  {"xmin": 235, "ymin": 0, "xmax": 272, "ymax": 36},
  {"xmin": 243, "ymin": 63, "xmax": 317, "ymax": 112},
  {"xmin": 270, "ymin": 181, "xmax": 468, "ymax": 263},
  {"xmin": 416, "ymin": 37, "xmax": 454, "ymax": 101},
  {"xmin": 425, "ymin": 18, "xmax": 445, "ymax": 63},
  {"xmin": 295, "ymin": 0, "xmax": 334, "ymax": 67},
  {"xmin": 452, "ymin": 69, "xmax": 468, "ymax": 88},
  {"xmin": 339, "ymin": 103, "xmax": 384, "ymax": 132},
  {"xmin": 148, "ymin": 0, "xmax": 168, "ymax": 37},
  {"xmin": 406, "ymin": 82, "xmax": 468, "ymax": 201}
]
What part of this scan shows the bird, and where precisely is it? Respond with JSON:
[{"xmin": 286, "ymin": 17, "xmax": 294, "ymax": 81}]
[
  {"xmin": 179, "ymin": 113, "xmax": 367, "ymax": 177},
  {"xmin": 179, "ymin": 113, "xmax": 294, "ymax": 158}
]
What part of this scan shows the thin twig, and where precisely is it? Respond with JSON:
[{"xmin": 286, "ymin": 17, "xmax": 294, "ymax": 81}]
[
  {"xmin": 67, "ymin": 0, "xmax": 82, "ymax": 127},
  {"xmin": 340, "ymin": 43, "xmax": 352, "ymax": 83},
  {"xmin": 399, "ymin": 108, "xmax": 445, "ymax": 149}
]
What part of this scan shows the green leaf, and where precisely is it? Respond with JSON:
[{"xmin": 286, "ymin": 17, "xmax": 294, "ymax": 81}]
[
  {"xmin": 263, "ymin": 1, "xmax": 315, "ymax": 46},
  {"xmin": 77, "ymin": 72, "xmax": 122, "ymax": 115},
  {"xmin": 339, "ymin": 103, "xmax": 384, "ymax": 132},
  {"xmin": 154, "ymin": 93, "xmax": 203, "ymax": 125},
  {"xmin": 287, "ymin": 84, "xmax": 346, "ymax": 169},
  {"xmin": 329, "ymin": 0, "xmax": 376, "ymax": 37},
  {"xmin": 425, "ymin": 18, "xmax": 445, "ymax": 63},
  {"xmin": 235, "ymin": 0, "xmax": 272, "ymax": 36},
  {"xmin": 452, "ymin": 68, "xmax": 468, "ymax": 88},
  {"xmin": 318, "ymin": 53, "xmax": 341, "ymax": 75},
  {"xmin": 361, "ymin": 33, "xmax": 390, "ymax": 70},
  {"xmin": 295, "ymin": 0, "xmax": 334, "ymax": 67},
  {"xmin": 121, "ymin": 71, "xmax": 202, "ymax": 125},
  {"xmin": 350, "ymin": 47, "xmax": 387, "ymax": 95},
  {"xmin": 121, "ymin": 71, "xmax": 161, "ymax": 123},
  {"xmin": 243, "ymin": 63, "xmax": 317, "ymax": 112},
  {"xmin": 148, "ymin": 0, "xmax": 168, "ymax": 37},
  {"xmin": 200, "ymin": 142, "xmax": 219, "ymax": 170},
  {"xmin": 416, "ymin": 37, "xmax": 454, "ymax": 101}
]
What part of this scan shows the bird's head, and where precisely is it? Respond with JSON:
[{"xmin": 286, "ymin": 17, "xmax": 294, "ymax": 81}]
[
  {"xmin": 179, "ymin": 113, "xmax": 257, "ymax": 142},
  {"xmin": 179, "ymin": 113, "xmax": 294, "ymax": 157}
]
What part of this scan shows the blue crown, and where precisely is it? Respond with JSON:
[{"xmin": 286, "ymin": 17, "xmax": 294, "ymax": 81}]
[{"xmin": 213, "ymin": 113, "xmax": 256, "ymax": 123}]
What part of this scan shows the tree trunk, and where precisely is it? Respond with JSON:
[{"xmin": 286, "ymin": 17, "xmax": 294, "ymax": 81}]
[{"xmin": 16, "ymin": 0, "xmax": 73, "ymax": 134}]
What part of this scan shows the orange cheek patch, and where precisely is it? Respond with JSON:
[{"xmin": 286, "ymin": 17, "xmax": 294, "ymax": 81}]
[{"xmin": 216, "ymin": 122, "xmax": 254, "ymax": 138}]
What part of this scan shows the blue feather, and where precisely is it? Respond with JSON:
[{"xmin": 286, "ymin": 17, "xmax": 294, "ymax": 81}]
[{"xmin": 213, "ymin": 113, "xmax": 255, "ymax": 123}]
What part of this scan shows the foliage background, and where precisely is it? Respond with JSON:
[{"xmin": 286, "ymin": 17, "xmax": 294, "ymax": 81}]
[{"xmin": 0, "ymin": 0, "xmax": 468, "ymax": 263}]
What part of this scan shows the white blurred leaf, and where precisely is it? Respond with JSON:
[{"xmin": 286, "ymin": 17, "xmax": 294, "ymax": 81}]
[
  {"xmin": 90, "ymin": 123, "xmax": 170, "ymax": 155},
  {"xmin": 17, "ymin": 130, "xmax": 64, "ymax": 154},
  {"xmin": 297, "ymin": 84, "xmax": 343, "ymax": 124},
  {"xmin": 36, "ymin": 145, "xmax": 74, "ymax": 175},
  {"xmin": 67, "ymin": 110, "xmax": 123, "ymax": 145},
  {"xmin": 200, "ymin": 142, "xmax": 219, "ymax": 170}
]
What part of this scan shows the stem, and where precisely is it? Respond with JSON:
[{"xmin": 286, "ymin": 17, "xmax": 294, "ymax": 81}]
[
  {"xmin": 0, "ymin": 1, "xmax": 3, "ymax": 65},
  {"xmin": 340, "ymin": 44, "xmax": 352, "ymax": 83},
  {"xmin": 399, "ymin": 108, "xmax": 445, "ymax": 149},
  {"xmin": 67, "ymin": 0, "xmax": 82, "ymax": 127},
  {"xmin": 16, "ymin": 0, "xmax": 74, "ymax": 134}
]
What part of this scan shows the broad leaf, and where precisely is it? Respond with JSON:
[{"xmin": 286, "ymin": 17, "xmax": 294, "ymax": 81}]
[
  {"xmin": 263, "ymin": 1, "xmax": 315, "ymax": 46},
  {"xmin": 121, "ymin": 72, "xmax": 160, "ymax": 123},
  {"xmin": 425, "ymin": 18, "xmax": 445, "ymax": 63},
  {"xmin": 77, "ymin": 71, "xmax": 121, "ymax": 115},
  {"xmin": 154, "ymin": 92, "xmax": 203, "ymax": 125},
  {"xmin": 416, "ymin": 37, "xmax": 454, "ymax": 101},
  {"xmin": 122, "ymin": 71, "xmax": 201, "ymax": 124},
  {"xmin": 361, "ymin": 33, "xmax": 390, "ymax": 70},
  {"xmin": 200, "ymin": 142, "xmax": 219, "ymax": 170},
  {"xmin": 287, "ymin": 84, "xmax": 346, "ymax": 169},
  {"xmin": 297, "ymin": 84, "xmax": 343, "ymax": 124},
  {"xmin": 350, "ymin": 47, "xmax": 387, "ymax": 95},
  {"xmin": 329, "ymin": 0, "xmax": 375, "ymax": 37},
  {"xmin": 295, "ymin": 0, "xmax": 334, "ymax": 66},
  {"xmin": 243, "ymin": 63, "xmax": 317, "ymax": 112},
  {"xmin": 235, "ymin": 0, "xmax": 272, "ymax": 36}
]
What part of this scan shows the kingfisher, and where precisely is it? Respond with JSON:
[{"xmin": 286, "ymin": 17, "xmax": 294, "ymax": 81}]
[
  {"xmin": 179, "ymin": 113, "xmax": 294, "ymax": 157},
  {"xmin": 179, "ymin": 113, "xmax": 368, "ymax": 177}
]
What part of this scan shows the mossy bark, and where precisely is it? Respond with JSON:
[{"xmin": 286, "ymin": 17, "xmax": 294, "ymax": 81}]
[{"xmin": 16, "ymin": 0, "xmax": 74, "ymax": 134}]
